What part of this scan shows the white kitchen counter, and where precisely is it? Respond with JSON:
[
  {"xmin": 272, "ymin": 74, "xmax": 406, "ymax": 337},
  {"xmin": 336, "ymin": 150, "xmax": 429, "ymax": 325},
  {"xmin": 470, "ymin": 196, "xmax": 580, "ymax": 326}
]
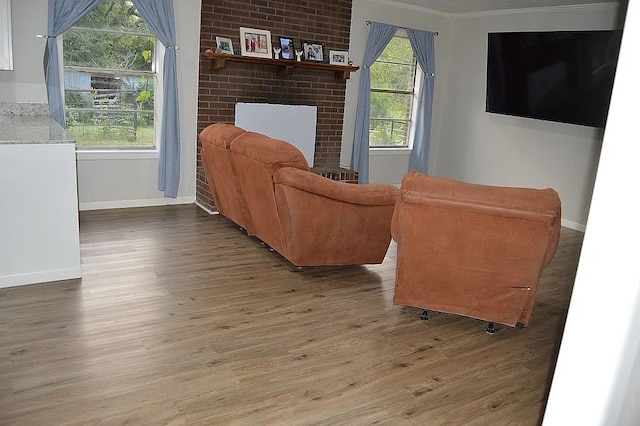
[
  {"xmin": 0, "ymin": 115, "xmax": 75, "ymax": 144},
  {"xmin": 0, "ymin": 103, "xmax": 81, "ymax": 287}
]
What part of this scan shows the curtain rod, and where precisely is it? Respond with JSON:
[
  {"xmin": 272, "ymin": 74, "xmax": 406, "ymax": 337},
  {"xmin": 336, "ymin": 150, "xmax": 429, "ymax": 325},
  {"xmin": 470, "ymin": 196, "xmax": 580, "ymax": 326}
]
[{"xmin": 366, "ymin": 20, "xmax": 438, "ymax": 36}]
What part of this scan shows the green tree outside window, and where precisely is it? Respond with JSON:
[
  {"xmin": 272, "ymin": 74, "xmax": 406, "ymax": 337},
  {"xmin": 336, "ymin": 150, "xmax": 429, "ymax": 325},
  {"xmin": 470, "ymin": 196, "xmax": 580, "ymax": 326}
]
[
  {"xmin": 63, "ymin": 0, "xmax": 156, "ymax": 149},
  {"xmin": 370, "ymin": 35, "xmax": 417, "ymax": 147}
]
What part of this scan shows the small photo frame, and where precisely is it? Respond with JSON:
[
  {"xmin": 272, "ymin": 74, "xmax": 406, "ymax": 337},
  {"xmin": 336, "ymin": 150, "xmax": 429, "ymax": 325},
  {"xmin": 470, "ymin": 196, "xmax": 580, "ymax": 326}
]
[
  {"xmin": 239, "ymin": 27, "xmax": 272, "ymax": 58},
  {"xmin": 329, "ymin": 50, "xmax": 349, "ymax": 65},
  {"xmin": 216, "ymin": 36, "xmax": 234, "ymax": 55},
  {"xmin": 302, "ymin": 40, "xmax": 325, "ymax": 62},
  {"xmin": 279, "ymin": 37, "xmax": 295, "ymax": 60}
]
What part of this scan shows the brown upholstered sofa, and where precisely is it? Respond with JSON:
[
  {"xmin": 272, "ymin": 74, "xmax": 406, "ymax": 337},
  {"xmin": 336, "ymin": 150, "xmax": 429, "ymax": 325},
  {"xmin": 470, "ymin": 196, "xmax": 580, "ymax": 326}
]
[
  {"xmin": 391, "ymin": 171, "xmax": 561, "ymax": 330},
  {"xmin": 199, "ymin": 123, "xmax": 399, "ymax": 267}
]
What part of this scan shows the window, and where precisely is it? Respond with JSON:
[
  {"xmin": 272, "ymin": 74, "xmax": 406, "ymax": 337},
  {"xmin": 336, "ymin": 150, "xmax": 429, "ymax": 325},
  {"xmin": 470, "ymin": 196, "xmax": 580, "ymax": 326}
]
[
  {"xmin": 63, "ymin": 1, "xmax": 156, "ymax": 150},
  {"xmin": 369, "ymin": 34, "xmax": 418, "ymax": 148}
]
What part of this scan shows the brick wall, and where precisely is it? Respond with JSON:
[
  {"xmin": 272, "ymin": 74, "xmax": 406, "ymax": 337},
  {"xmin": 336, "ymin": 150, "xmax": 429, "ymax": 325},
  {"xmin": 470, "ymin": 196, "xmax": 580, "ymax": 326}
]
[{"xmin": 196, "ymin": 0, "xmax": 353, "ymax": 211}]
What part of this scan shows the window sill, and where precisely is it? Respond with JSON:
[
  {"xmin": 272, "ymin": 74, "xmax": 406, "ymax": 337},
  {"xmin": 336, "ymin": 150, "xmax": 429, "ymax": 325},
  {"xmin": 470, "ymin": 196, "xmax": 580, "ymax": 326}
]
[
  {"xmin": 369, "ymin": 147, "xmax": 412, "ymax": 156},
  {"xmin": 76, "ymin": 149, "xmax": 159, "ymax": 161}
]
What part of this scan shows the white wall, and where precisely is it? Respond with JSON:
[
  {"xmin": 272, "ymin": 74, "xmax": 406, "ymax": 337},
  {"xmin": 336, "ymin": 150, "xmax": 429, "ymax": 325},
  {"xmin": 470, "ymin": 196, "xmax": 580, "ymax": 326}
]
[
  {"xmin": 344, "ymin": 1, "xmax": 624, "ymax": 229},
  {"xmin": 0, "ymin": 0, "xmax": 200, "ymax": 209},
  {"xmin": 343, "ymin": 0, "xmax": 452, "ymax": 184},
  {"xmin": 0, "ymin": 0, "xmax": 48, "ymax": 101},
  {"xmin": 436, "ymin": 4, "xmax": 622, "ymax": 228},
  {"xmin": 543, "ymin": 1, "xmax": 640, "ymax": 423}
]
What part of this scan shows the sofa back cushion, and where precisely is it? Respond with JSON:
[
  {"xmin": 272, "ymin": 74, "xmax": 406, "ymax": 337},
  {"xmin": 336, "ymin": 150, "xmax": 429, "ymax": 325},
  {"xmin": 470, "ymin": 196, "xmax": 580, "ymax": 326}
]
[
  {"xmin": 230, "ymin": 132, "xmax": 309, "ymax": 252},
  {"xmin": 392, "ymin": 171, "xmax": 561, "ymax": 265},
  {"xmin": 200, "ymin": 123, "xmax": 246, "ymax": 150},
  {"xmin": 231, "ymin": 132, "xmax": 309, "ymax": 172},
  {"xmin": 199, "ymin": 123, "xmax": 253, "ymax": 231}
]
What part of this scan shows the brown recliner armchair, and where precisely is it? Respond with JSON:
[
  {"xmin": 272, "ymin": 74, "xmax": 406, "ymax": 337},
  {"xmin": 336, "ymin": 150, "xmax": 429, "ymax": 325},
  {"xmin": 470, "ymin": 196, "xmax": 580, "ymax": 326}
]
[{"xmin": 391, "ymin": 171, "xmax": 561, "ymax": 332}]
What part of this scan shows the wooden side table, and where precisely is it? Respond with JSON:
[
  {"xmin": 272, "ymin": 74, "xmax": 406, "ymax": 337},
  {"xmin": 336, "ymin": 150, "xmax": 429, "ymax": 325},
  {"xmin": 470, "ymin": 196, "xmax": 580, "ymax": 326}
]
[{"xmin": 310, "ymin": 166, "xmax": 359, "ymax": 184}]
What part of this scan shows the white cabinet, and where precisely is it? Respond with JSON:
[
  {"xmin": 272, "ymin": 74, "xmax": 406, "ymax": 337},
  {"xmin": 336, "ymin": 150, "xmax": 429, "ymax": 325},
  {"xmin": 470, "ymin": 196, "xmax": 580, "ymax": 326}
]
[{"xmin": 0, "ymin": 115, "xmax": 81, "ymax": 287}]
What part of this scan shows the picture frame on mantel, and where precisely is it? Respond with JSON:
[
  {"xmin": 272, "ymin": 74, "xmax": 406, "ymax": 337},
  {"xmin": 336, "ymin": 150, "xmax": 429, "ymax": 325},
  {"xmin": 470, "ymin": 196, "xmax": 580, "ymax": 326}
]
[
  {"xmin": 215, "ymin": 36, "xmax": 234, "ymax": 55},
  {"xmin": 239, "ymin": 27, "xmax": 272, "ymax": 59},
  {"xmin": 279, "ymin": 37, "xmax": 295, "ymax": 60},
  {"xmin": 329, "ymin": 50, "xmax": 349, "ymax": 66},
  {"xmin": 302, "ymin": 40, "xmax": 325, "ymax": 62}
]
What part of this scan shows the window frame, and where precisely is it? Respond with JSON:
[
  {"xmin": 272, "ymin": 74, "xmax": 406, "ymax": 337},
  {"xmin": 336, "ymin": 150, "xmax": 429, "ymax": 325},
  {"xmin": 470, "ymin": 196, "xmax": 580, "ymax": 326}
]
[
  {"xmin": 369, "ymin": 31, "xmax": 419, "ymax": 149},
  {"xmin": 61, "ymin": 4, "xmax": 160, "ymax": 154}
]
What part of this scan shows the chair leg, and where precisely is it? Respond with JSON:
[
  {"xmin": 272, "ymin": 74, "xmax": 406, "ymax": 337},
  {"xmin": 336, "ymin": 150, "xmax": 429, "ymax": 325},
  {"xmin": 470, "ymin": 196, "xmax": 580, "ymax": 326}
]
[
  {"xmin": 260, "ymin": 241, "xmax": 275, "ymax": 252},
  {"xmin": 420, "ymin": 310, "xmax": 429, "ymax": 321},
  {"xmin": 486, "ymin": 322, "xmax": 496, "ymax": 334}
]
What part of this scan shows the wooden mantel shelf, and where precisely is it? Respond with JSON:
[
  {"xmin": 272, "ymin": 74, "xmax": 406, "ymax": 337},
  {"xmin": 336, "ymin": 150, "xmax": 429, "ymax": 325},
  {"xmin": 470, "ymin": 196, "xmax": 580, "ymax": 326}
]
[{"xmin": 203, "ymin": 52, "xmax": 360, "ymax": 80}]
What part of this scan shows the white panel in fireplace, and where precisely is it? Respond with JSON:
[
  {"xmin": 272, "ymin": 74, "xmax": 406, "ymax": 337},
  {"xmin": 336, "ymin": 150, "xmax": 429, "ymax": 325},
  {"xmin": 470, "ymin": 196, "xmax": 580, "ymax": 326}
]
[{"xmin": 235, "ymin": 103, "xmax": 317, "ymax": 166}]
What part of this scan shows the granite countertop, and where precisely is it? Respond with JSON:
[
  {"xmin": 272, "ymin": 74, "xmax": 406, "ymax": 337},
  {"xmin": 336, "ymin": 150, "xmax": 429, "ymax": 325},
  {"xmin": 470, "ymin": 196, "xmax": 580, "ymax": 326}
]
[{"xmin": 0, "ymin": 103, "xmax": 75, "ymax": 145}]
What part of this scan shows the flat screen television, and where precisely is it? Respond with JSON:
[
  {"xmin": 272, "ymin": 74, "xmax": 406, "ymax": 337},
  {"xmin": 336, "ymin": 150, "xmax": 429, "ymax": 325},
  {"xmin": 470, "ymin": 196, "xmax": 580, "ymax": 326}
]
[{"xmin": 486, "ymin": 30, "xmax": 623, "ymax": 128}]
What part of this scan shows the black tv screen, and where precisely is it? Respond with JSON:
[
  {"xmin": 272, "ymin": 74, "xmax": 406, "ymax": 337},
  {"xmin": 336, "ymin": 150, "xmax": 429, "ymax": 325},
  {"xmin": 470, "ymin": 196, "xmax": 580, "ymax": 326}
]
[{"xmin": 486, "ymin": 30, "xmax": 622, "ymax": 128}]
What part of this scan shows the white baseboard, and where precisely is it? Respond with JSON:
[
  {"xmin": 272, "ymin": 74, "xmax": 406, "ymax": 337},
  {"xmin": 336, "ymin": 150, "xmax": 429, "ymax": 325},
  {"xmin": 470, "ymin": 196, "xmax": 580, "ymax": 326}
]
[
  {"xmin": 561, "ymin": 219, "xmax": 586, "ymax": 232},
  {"xmin": 194, "ymin": 200, "xmax": 219, "ymax": 215},
  {"xmin": 79, "ymin": 196, "xmax": 195, "ymax": 211},
  {"xmin": 0, "ymin": 267, "xmax": 82, "ymax": 288}
]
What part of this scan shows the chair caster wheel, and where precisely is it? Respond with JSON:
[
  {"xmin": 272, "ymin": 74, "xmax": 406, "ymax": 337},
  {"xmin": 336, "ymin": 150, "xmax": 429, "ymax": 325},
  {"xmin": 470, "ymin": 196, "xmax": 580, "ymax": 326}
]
[
  {"xmin": 486, "ymin": 322, "xmax": 496, "ymax": 335},
  {"xmin": 420, "ymin": 310, "xmax": 429, "ymax": 321}
]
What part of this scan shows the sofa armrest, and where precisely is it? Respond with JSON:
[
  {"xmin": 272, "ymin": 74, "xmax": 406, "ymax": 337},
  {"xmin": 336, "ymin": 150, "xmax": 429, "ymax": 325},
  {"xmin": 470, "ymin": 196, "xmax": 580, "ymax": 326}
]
[
  {"xmin": 272, "ymin": 167, "xmax": 398, "ymax": 266},
  {"xmin": 273, "ymin": 167, "xmax": 398, "ymax": 206}
]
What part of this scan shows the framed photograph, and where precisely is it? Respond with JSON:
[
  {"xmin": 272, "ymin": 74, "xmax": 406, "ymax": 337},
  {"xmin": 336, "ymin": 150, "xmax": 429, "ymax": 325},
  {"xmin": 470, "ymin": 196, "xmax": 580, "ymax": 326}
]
[
  {"xmin": 279, "ymin": 37, "xmax": 295, "ymax": 60},
  {"xmin": 239, "ymin": 27, "xmax": 272, "ymax": 58},
  {"xmin": 215, "ymin": 36, "xmax": 234, "ymax": 55},
  {"xmin": 329, "ymin": 50, "xmax": 349, "ymax": 66},
  {"xmin": 302, "ymin": 40, "xmax": 325, "ymax": 62}
]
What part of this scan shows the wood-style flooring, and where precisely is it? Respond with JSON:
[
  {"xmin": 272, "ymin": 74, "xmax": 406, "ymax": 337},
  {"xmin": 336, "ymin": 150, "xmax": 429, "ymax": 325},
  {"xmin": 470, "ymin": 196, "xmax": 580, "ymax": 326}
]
[{"xmin": 0, "ymin": 204, "xmax": 583, "ymax": 425}]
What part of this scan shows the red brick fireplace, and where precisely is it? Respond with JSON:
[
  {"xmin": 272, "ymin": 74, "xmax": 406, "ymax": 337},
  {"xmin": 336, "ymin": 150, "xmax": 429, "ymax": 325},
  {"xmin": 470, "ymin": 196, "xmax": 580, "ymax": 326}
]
[{"xmin": 196, "ymin": 0, "xmax": 354, "ymax": 211}]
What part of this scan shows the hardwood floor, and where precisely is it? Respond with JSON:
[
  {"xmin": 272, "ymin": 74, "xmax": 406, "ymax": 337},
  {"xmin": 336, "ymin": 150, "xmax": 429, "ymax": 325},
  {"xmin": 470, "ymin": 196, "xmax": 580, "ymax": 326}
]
[{"xmin": 0, "ymin": 205, "xmax": 583, "ymax": 425}]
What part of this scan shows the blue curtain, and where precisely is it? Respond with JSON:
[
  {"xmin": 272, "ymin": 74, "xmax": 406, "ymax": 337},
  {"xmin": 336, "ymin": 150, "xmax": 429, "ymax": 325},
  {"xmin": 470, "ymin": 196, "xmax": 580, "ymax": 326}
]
[
  {"xmin": 406, "ymin": 29, "xmax": 436, "ymax": 175},
  {"xmin": 132, "ymin": 0, "xmax": 181, "ymax": 198},
  {"xmin": 44, "ymin": 0, "xmax": 103, "ymax": 126},
  {"xmin": 351, "ymin": 22, "xmax": 397, "ymax": 184}
]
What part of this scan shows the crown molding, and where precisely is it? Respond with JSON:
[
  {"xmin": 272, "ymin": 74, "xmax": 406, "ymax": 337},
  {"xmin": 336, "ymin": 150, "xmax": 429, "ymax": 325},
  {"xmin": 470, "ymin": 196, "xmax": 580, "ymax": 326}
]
[
  {"xmin": 454, "ymin": 2, "xmax": 620, "ymax": 18},
  {"xmin": 362, "ymin": 0, "xmax": 620, "ymax": 18},
  {"xmin": 366, "ymin": 0, "xmax": 455, "ymax": 17}
]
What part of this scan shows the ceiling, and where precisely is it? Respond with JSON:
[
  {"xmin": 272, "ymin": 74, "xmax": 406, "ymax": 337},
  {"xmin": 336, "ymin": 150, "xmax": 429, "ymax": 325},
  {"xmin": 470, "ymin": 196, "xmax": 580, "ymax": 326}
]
[{"xmin": 392, "ymin": 0, "xmax": 621, "ymax": 14}]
